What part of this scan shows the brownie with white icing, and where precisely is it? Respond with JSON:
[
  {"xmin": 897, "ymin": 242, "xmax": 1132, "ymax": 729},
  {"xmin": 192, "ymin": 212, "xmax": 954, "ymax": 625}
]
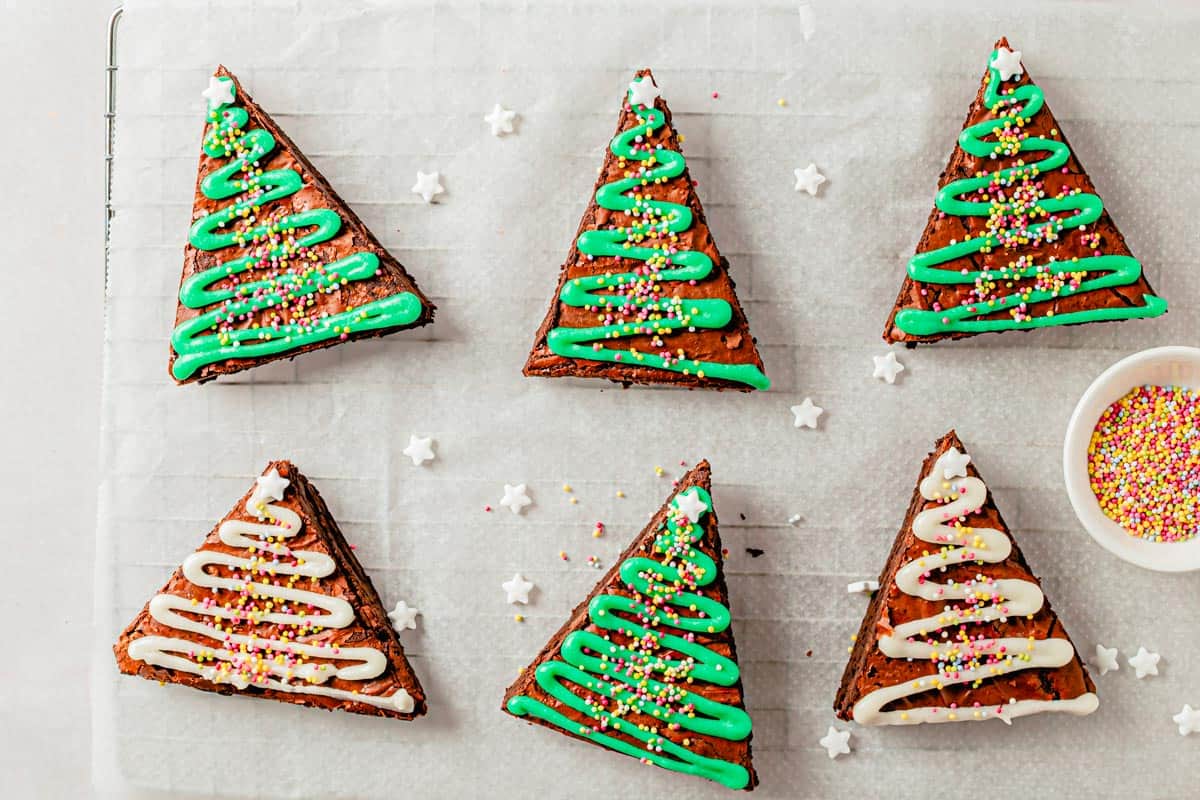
[
  {"xmin": 114, "ymin": 461, "xmax": 426, "ymax": 719},
  {"xmin": 835, "ymin": 431, "xmax": 1097, "ymax": 725}
]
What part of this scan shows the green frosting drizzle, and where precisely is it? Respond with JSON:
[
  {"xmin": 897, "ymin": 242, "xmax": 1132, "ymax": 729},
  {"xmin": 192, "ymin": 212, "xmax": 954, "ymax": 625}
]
[
  {"xmin": 507, "ymin": 486, "xmax": 753, "ymax": 790},
  {"xmin": 545, "ymin": 84, "xmax": 769, "ymax": 390},
  {"xmin": 170, "ymin": 77, "xmax": 422, "ymax": 381},
  {"xmin": 894, "ymin": 50, "xmax": 1166, "ymax": 336}
]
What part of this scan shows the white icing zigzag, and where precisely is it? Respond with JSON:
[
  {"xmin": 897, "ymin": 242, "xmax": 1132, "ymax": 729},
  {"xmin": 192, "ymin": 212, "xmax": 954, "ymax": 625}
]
[
  {"xmin": 127, "ymin": 470, "xmax": 414, "ymax": 713},
  {"xmin": 852, "ymin": 451, "xmax": 1097, "ymax": 725}
]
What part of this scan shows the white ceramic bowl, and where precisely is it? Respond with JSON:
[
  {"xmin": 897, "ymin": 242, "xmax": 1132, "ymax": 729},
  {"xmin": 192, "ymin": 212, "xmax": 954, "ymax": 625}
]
[{"xmin": 1063, "ymin": 346, "xmax": 1200, "ymax": 571}]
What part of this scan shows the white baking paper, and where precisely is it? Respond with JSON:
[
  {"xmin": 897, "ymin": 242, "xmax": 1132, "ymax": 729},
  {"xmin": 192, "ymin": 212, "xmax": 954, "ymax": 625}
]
[{"xmin": 96, "ymin": 1, "xmax": 1200, "ymax": 797}]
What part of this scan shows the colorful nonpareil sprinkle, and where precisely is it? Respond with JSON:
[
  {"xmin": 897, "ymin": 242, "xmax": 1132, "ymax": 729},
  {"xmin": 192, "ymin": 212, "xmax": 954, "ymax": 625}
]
[{"xmin": 1088, "ymin": 384, "xmax": 1200, "ymax": 542}]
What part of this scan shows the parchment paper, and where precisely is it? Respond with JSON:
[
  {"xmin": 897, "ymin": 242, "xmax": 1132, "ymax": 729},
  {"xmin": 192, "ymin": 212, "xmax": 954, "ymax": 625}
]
[{"xmin": 96, "ymin": 1, "xmax": 1200, "ymax": 797}]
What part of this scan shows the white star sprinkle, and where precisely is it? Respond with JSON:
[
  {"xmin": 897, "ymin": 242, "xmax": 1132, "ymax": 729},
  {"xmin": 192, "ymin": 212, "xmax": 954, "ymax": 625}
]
[
  {"xmin": 411, "ymin": 170, "xmax": 444, "ymax": 204},
  {"xmin": 846, "ymin": 580, "xmax": 879, "ymax": 595},
  {"xmin": 484, "ymin": 103, "xmax": 517, "ymax": 136},
  {"xmin": 402, "ymin": 434, "xmax": 435, "ymax": 466},
  {"xmin": 387, "ymin": 599, "xmax": 419, "ymax": 632},
  {"xmin": 201, "ymin": 75, "xmax": 234, "ymax": 107},
  {"xmin": 1174, "ymin": 704, "xmax": 1200, "ymax": 736},
  {"xmin": 674, "ymin": 488, "xmax": 708, "ymax": 524},
  {"xmin": 990, "ymin": 46, "xmax": 1023, "ymax": 82},
  {"xmin": 1128, "ymin": 647, "xmax": 1161, "ymax": 679},
  {"xmin": 938, "ymin": 447, "xmax": 971, "ymax": 479},
  {"xmin": 819, "ymin": 726, "xmax": 851, "ymax": 759},
  {"xmin": 500, "ymin": 483, "xmax": 532, "ymax": 515},
  {"xmin": 1091, "ymin": 644, "xmax": 1120, "ymax": 676},
  {"xmin": 793, "ymin": 163, "xmax": 826, "ymax": 196},
  {"xmin": 254, "ymin": 468, "xmax": 290, "ymax": 503},
  {"xmin": 790, "ymin": 398, "xmax": 823, "ymax": 429},
  {"xmin": 872, "ymin": 351, "xmax": 905, "ymax": 384},
  {"xmin": 502, "ymin": 573, "xmax": 534, "ymax": 604},
  {"xmin": 628, "ymin": 74, "xmax": 661, "ymax": 108}
]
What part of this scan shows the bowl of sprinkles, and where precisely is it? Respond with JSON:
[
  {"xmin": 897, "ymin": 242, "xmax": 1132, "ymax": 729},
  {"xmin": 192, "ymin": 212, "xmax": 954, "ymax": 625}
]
[{"xmin": 1064, "ymin": 346, "xmax": 1200, "ymax": 571}]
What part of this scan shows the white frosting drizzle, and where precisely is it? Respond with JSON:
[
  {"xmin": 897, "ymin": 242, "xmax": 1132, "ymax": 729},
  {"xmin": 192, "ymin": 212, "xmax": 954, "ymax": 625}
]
[
  {"xmin": 127, "ymin": 477, "xmax": 414, "ymax": 713},
  {"xmin": 852, "ymin": 452, "xmax": 1098, "ymax": 725}
]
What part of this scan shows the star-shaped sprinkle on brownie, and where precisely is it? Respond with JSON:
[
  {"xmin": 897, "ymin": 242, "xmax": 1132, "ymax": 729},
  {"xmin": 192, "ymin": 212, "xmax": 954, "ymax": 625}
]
[
  {"xmin": 990, "ymin": 46, "xmax": 1023, "ymax": 81},
  {"xmin": 628, "ymin": 74, "xmax": 661, "ymax": 108},
  {"xmin": 937, "ymin": 447, "xmax": 971, "ymax": 479},
  {"xmin": 253, "ymin": 468, "xmax": 290, "ymax": 504},
  {"xmin": 674, "ymin": 488, "xmax": 708, "ymax": 524},
  {"xmin": 201, "ymin": 75, "xmax": 234, "ymax": 107}
]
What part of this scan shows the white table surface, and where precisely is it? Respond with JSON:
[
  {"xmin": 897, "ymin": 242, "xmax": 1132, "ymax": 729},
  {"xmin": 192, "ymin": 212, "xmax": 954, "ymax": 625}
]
[
  {"xmin": 2, "ymin": 0, "xmax": 109, "ymax": 796},
  {"xmin": 7, "ymin": 1, "xmax": 1200, "ymax": 798}
]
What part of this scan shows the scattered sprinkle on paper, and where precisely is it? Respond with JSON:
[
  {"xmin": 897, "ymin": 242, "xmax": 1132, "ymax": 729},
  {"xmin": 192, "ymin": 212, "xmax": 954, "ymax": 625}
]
[
  {"xmin": 793, "ymin": 163, "xmax": 826, "ymax": 196},
  {"xmin": 411, "ymin": 170, "xmax": 444, "ymax": 204},
  {"xmin": 387, "ymin": 599, "xmax": 419, "ymax": 632},
  {"xmin": 791, "ymin": 397, "xmax": 824, "ymax": 428},
  {"xmin": 500, "ymin": 483, "xmax": 532, "ymax": 515},
  {"xmin": 1128, "ymin": 647, "xmax": 1161, "ymax": 679},
  {"xmin": 872, "ymin": 351, "xmax": 905, "ymax": 384},
  {"xmin": 502, "ymin": 574, "xmax": 534, "ymax": 605},
  {"xmin": 484, "ymin": 103, "xmax": 517, "ymax": 136},
  {"xmin": 1092, "ymin": 644, "xmax": 1120, "ymax": 676},
  {"xmin": 819, "ymin": 726, "xmax": 851, "ymax": 759},
  {"xmin": 401, "ymin": 434, "xmax": 435, "ymax": 466}
]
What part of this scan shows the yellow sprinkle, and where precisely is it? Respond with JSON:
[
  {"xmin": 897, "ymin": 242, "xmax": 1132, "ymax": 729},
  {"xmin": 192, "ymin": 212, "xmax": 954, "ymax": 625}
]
[
  {"xmin": 777, "ymin": 98, "xmax": 787, "ymax": 107},
  {"xmin": 514, "ymin": 614, "xmax": 524, "ymax": 623}
]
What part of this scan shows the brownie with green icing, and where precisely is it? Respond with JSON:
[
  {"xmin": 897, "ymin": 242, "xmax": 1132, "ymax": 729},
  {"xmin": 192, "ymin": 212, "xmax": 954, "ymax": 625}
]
[
  {"xmin": 885, "ymin": 38, "xmax": 1164, "ymax": 344},
  {"xmin": 503, "ymin": 461, "xmax": 758, "ymax": 790},
  {"xmin": 170, "ymin": 67, "xmax": 435, "ymax": 384},
  {"xmin": 524, "ymin": 70, "xmax": 769, "ymax": 391}
]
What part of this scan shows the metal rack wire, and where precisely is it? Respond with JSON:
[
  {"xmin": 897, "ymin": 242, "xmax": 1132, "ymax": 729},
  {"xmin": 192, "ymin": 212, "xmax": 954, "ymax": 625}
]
[{"xmin": 104, "ymin": 6, "xmax": 123, "ymax": 289}]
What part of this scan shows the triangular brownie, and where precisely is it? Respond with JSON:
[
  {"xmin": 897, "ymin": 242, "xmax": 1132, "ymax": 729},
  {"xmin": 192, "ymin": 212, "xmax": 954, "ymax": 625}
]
[
  {"xmin": 523, "ymin": 70, "xmax": 770, "ymax": 391},
  {"xmin": 504, "ymin": 461, "xmax": 756, "ymax": 790},
  {"xmin": 114, "ymin": 461, "xmax": 426, "ymax": 719},
  {"xmin": 170, "ymin": 67, "xmax": 435, "ymax": 384},
  {"xmin": 835, "ymin": 431, "xmax": 1097, "ymax": 725},
  {"xmin": 884, "ymin": 38, "xmax": 1165, "ymax": 344}
]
